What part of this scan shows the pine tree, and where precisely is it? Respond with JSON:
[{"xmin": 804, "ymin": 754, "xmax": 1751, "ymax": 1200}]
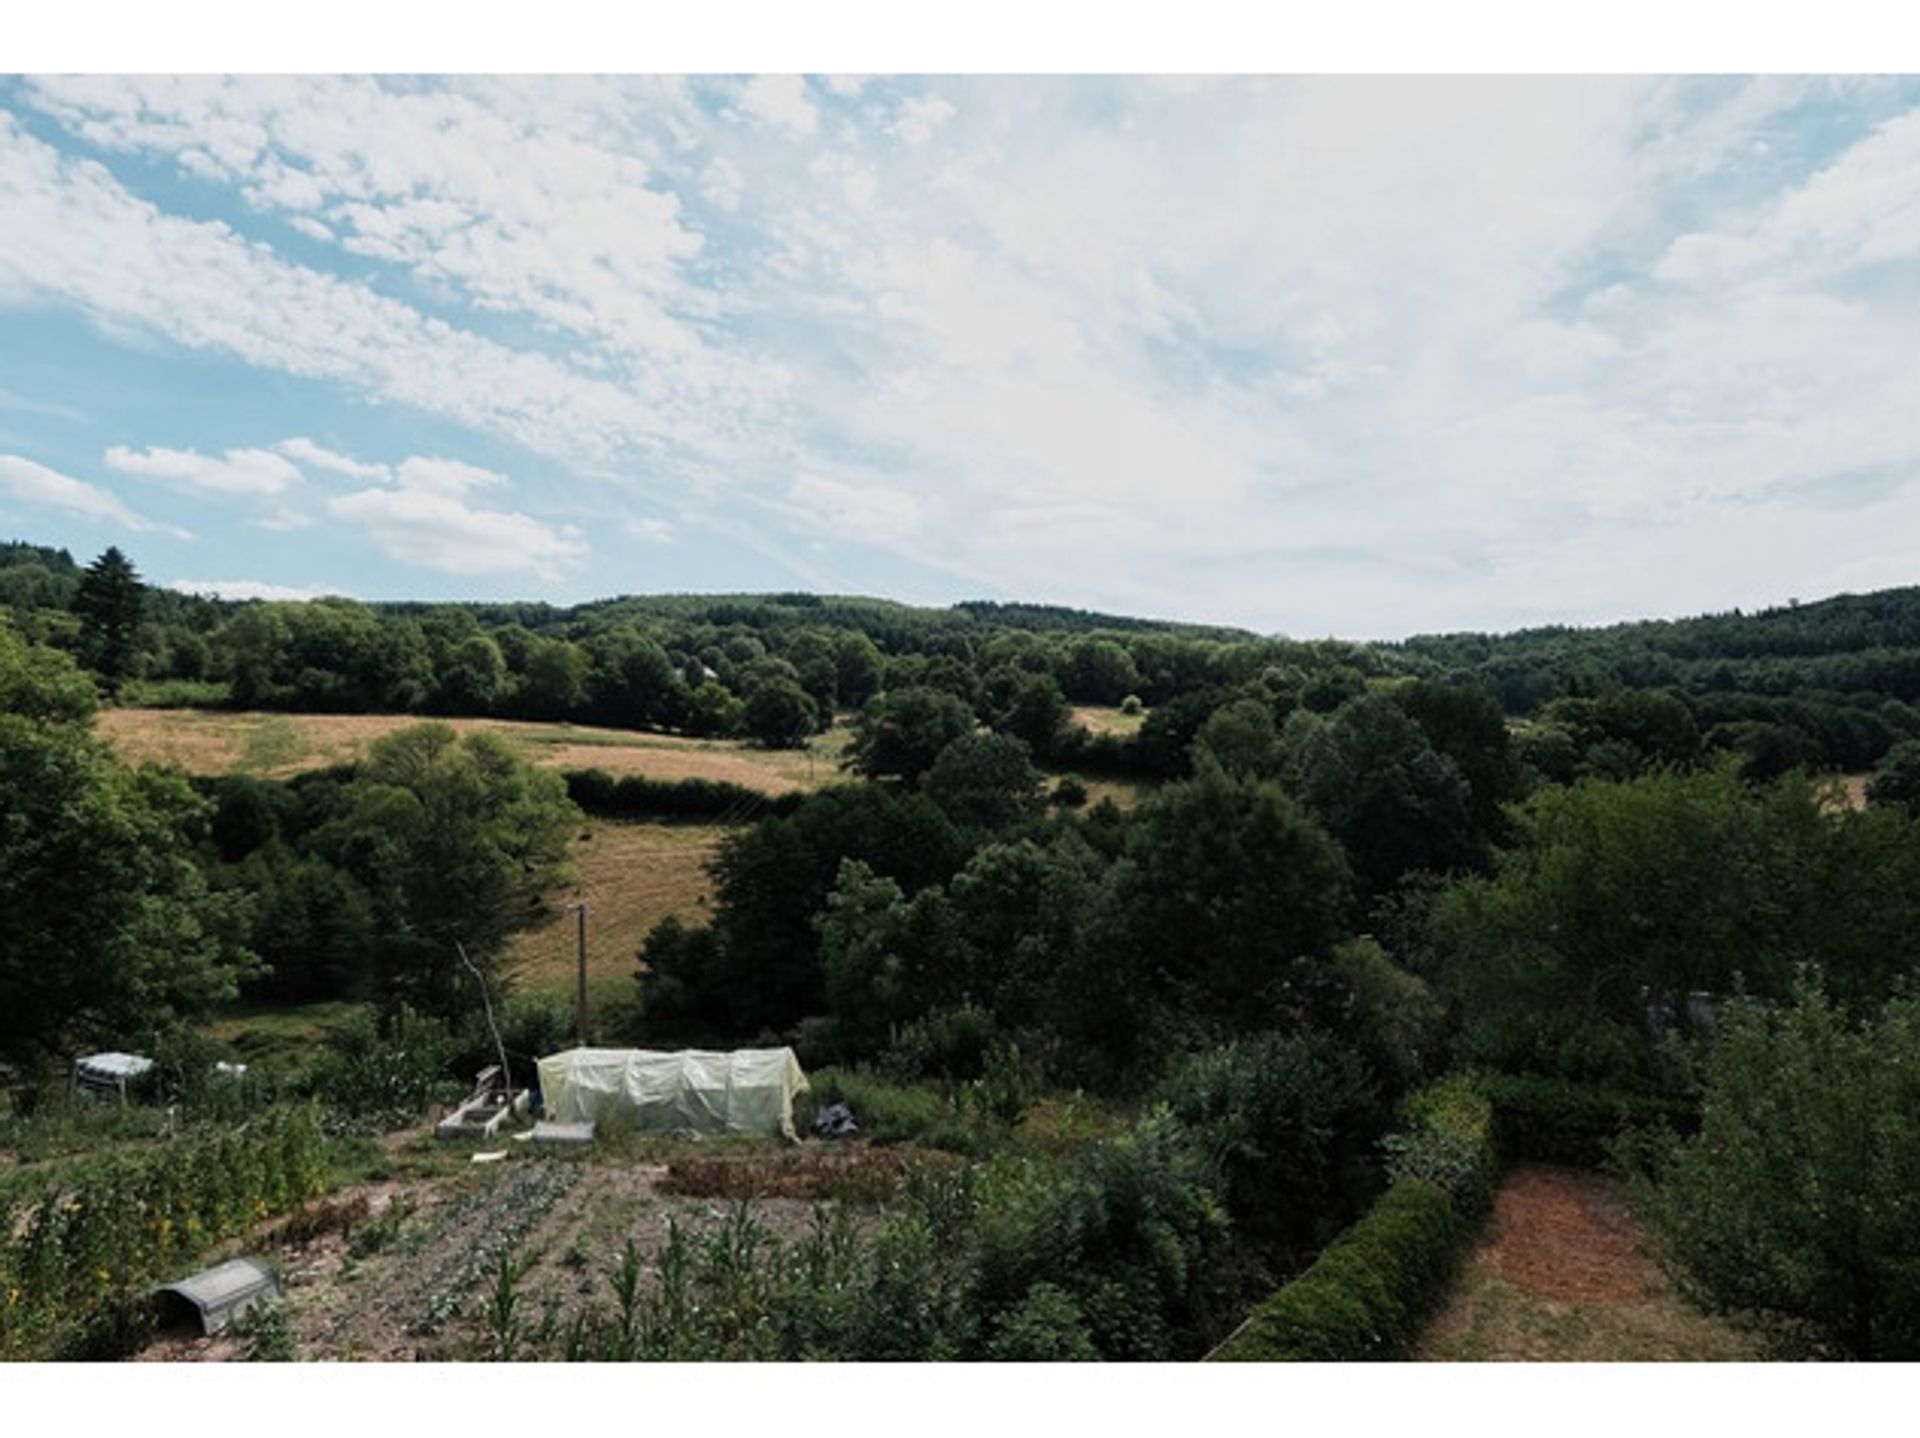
[{"xmin": 72, "ymin": 546, "xmax": 145, "ymax": 696}]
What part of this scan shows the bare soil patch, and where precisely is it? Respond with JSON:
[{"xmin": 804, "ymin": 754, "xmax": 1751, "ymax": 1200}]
[
  {"xmin": 132, "ymin": 1138, "xmax": 914, "ymax": 1362},
  {"xmin": 1418, "ymin": 1165, "xmax": 1759, "ymax": 1361}
]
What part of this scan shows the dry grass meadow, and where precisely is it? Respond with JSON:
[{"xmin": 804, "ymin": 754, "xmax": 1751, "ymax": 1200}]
[
  {"xmin": 503, "ymin": 818, "xmax": 725, "ymax": 1012},
  {"xmin": 101, "ymin": 705, "xmax": 1142, "ymax": 1020},
  {"xmin": 97, "ymin": 707, "xmax": 854, "ymax": 791}
]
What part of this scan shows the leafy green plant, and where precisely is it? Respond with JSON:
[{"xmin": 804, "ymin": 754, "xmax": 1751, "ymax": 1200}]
[
  {"xmin": 236, "ymin": 1301, "xmax": 296, "ymax": 1362},
  {"xmin": 1628, "ymin": 983, "xmax": 1920, "ymax": 1359},
  {"xmin": 1210, "ymin": 1177, "xmax": 1462, "ymax": 1361}
]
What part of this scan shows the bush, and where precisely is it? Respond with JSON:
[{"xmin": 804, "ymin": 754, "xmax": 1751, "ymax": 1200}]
[
  {"xmin": 885, "ymin": 1004, "xmax": 1001, "ymax": 1084},
  {"xmin": 1474, "ymin": 1072, "xmax": 1694, "ymax": 1169},
  {"xmin": 305, "ymin": 1006, "xmax": 458, "ymax": 1132},
  {"xmin": 453, "ymin": 991, "xmax": 574, "ymax": 1093},
  {"xmin": 1629, "ymin": 984, "xmax": 1920, "ymax": 1359},
  {"xmin": 1454, "ymin": 1010, "xmax": 1652, "ymax": 1092},
  {"xmin": 972, "ymin": 1112, "xmax": 1229, "ymax": 1360},
  {"xmin": 1155, "ymin": 1033, "xmax": 1383, "ymax": 1256},
  {"xmin": 115, "ymin": 678, "xmax": 231, "ymax": 709},
  {"xmin": 796, "ymin": 1068, "xmax": 989, "ymax": 1155},
  {"xmin": 1049, "ymin": 776, "xmax": 1089, "ymax": 809},
  {"xmin": 985, "ymin": 1282, "xmax": 1100, "ymax": 1360},
  {"xmin": 1382, "ymin": 1075, "xmax": 1496, "ymax": 1218},
  {"xmin": 1210, "ymin": 1177, "xmax": 1462, "ymax": 1361}
]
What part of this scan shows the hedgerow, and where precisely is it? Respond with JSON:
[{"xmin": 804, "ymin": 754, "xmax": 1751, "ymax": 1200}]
[
  {"xmin": 563, "ymin": 769, "xmax": 805, "ymax": 823},
  {"xmin": 1209, "ymin": 1075, "xmax": 1493, "ymax": 1362},
  {"xmin": 1472, "ymin": 1072, "xmax": 1695, "ymax": 1168}
]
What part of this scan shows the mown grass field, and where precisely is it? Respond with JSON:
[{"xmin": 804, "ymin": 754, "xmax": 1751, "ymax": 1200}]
[
  {"xmin": 97, "ymin": 707, "xmax": 855, "ymax": 791},
  {"xmin": 101, "ymin": 704, "xmax": 1143, "ymax": 1023},
  {"xmin": 503, "ymin": 818, "xmax": 725, "ymax": 1014}
]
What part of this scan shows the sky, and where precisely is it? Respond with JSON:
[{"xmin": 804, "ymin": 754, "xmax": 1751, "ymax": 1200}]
[{"xmin": 3, "ymin": 74, "xmax": 1920, "ymax": 639}]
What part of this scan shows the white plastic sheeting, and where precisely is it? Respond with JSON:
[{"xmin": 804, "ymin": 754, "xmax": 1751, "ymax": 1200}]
[{"xmin": 536, "ymin": 1047, "xmax": 809, "ymax": 1141}]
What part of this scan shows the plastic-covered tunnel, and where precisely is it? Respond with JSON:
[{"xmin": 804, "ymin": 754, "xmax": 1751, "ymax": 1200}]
[{"xmin": 535, "ymin": 1047, "xmax": 809, "ymax": 1141}]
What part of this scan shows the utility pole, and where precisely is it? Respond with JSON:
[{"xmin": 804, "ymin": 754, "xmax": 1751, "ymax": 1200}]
[{"xmin": 566, "ymin": 901, "xmax": 590, "ymax": 1044}]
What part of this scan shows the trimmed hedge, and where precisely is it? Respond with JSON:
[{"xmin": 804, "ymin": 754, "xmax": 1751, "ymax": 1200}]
[
  {"xmin": 1473, "ymin": 1072, "xmax": 1696, "ymax": 1169},
  {"xmin": 564, "ymin": 768, "xmax": 807, "ymax": 822},
  {"xmin": 1211, "ymin": 1178, "xmax": 1462, "ymax": 1361},
  {"xmin": 1210, "ymin": 1075, "xmax": 1494, "ymax": 1362}
]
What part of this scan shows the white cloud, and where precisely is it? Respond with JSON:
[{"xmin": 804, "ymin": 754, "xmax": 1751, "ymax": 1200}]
[
  {"xmin": 889, "ymin": 95, "xmax": 957, "ymax": 145},
  {"xmin": 275, "ymin": 436, "xmax": 390, "ymax": 481},
  {"xmin": 738, "ymin": 75, "xmax": 818, "ymax": 136},
  {"xmin": 169, "ymin": 578, "xmax": 340, "ymax": 601},
  {"xmin": 625, "ymin": 517, "xmax": 675, "ymax": 543},
  {"xmin": 9, "ymin": 78, "xmax": 1920, "ymax": 633},
  {"xmin": 0, "ymin": 452, "xmax": 188, "ymax": 536},
  {"xmin": 393, "ymin": 455, "xmax": 508, "ymax": 496},
  {"xmin": 788, "ymin": 474, "xmax": 923, "ymax": 545},
  {"xmin": 328, "ymin": 457, "xmax": 584, "ymax": 579},
  {"xmin": 0, "ymin": 103, "xmax": 774, "ymax": 477},
  {"xmin": 105, "ymin": 443, "xmax": 302, "ymax": 495}
]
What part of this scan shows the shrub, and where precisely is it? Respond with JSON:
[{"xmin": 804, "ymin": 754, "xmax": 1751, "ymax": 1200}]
[
  {"xmin": 1155, "ymin": 1032, "xmax": 1383, "ymax": 1256},
  {"xmin": 1629, "ymin": 984, "xmax": 1920, "ymax": 1359},
  {"xmin": 1454, "ymin": 1010, "xmax": 1652, "ymax": 1092},
  {"xmin": 795, "ymin": 1068, "xmax": 989, "ymax": 1155},
  {"xmin": 885, "ymin": 1004, "xmax": 1001, "ymax": 1084},
  {"xmin": 971, "ymin": 1112, "xmax": 1229, "ymax": 1360},
  {"xmin": 985, "ymin": 1282, "xmax": 1100, "ymax": 1361},
  {"xmin": 305, "ymin": 1006, "xmax": 458, "ymax": 1132},
  {"xmin": 453, "ymin": 991, "xmax": 574, "ymax": 1092},
  {"xmin": 1210, "ymin": 1177, "xmax": 1461, "ymax": 1361},
  {"xmin": 1474, "ymin": 1072, "xmax": 1694, "ymax": 1169},
  {"xmin": 1382, "ymin": 1075, "xmax": 1496, "ymax": 1218}
]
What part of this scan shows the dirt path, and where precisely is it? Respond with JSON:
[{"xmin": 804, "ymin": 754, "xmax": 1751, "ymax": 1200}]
[{"xmin": 1418, "ymin": 1165, "xmax": 1759, "ymax": 1361}]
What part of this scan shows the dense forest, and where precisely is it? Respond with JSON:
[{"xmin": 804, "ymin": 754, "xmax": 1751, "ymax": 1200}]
[{"xmin": 9, "ymin": 535, "xmax": 1920, "ymax": 1362}]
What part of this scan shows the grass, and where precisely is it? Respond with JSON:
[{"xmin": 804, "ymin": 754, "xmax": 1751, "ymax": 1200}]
[
  {"xmin": 503, "ymin": 818, "xmax": 724, "ymax": 1014},
  {"xmin": 97, "ymin": 707, "xmax": 856, "ymax": 793},
  {"xmin": 205, "ymin": 1000, "xmax": 367, "ymax": 1066},
  {"xmin": 1071, "ymin": 705, "xmax": 1146, "ymax": 738}
]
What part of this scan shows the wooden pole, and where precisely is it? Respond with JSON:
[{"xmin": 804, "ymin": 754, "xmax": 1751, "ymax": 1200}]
[{"xmin": 572, "ymin": 902, "xmax": 590, "ymax": 1044}]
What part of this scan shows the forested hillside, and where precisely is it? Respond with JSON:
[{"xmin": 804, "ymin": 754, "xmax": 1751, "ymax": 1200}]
[{"xmin": 11, "ymin": 537, "xmax": 1920, "ymax": 1362}]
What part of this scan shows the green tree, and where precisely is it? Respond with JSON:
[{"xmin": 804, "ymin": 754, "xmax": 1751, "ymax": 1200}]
[
  {"xmin": 311, "ymin": 723, "xmax": 578, "ymax": 1016},
  {"xmin": 924, "ymin": 731, "xmax": 1044, "ymax": 831},
  {"xmin": 1394, "ymin": 677, "xmax": 1520, "ymax": 844},
  {"xmin": 741, "ymin": 677, "xmax": 818, "ymax": 748},
  {"xmin": 1290, "ymin": 692, "xmax": 1478, "ymax": 897},
  {"xmin": 992, "ymin": 671, "xmax": 1069, "ymax": 758},
  {"xmin": 0, "ymin": 716, "xmax": 254, "ymax": 1070},
  {"xmin": 516, "ymin": 637, "xmax": 590, "ymax": 719},
  {"xmin": 1118, "ymin": 766, "xmax": 1353, "ymax": 1031},
  {"xmin": 434, "ymin": 634, "xmax": 509, "ymax": 714},
  {"xmin": 850, "ymin": 686, "xmax": 975, "ymax": 783},
  {"xmin": 832, "ymin": 631, "xmax": 886, "ymax": 709},
  {"xmin": 1192, "ymin": 696, "xmax": 1278, "ymax": 779},
  {"xmin": 641, "ymin": 785, "xmax": 966, "ymax": 1039},
  {"xmin": 71, "ymin": 546, "xmax": 145, "ymax": 696},
  {"xmin": 1634, "ymin": 982, "xmax": 1920, "ymax": 1358},
  {"xmin": 1429, "ymin": 764, "xmax": 1914, "ymax": 1067},
  {"xmin": 1867, "ymin": 739, "xmax": 1920, "ymax": 813},
  {"xmin": 0, "ymin": 621, "xmax": 98, "ymax": 724}
]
